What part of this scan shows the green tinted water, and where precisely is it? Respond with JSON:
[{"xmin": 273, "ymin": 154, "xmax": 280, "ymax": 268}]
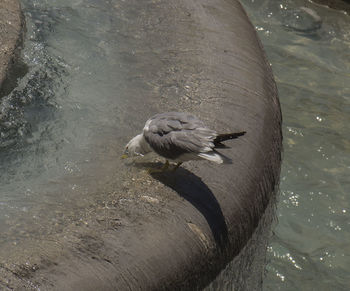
[{"xmin": 241, "ymin": 0, "xmax": 350, "ymax": 289}]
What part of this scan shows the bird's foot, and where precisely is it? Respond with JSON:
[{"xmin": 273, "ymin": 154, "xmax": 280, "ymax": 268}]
[
  {"xmin": 147, "ymin": 160, "xmax": 170, "ymax": 174},
  {"xmin": 171, "ymin": 162, "xmax": 182, "ymax": 172}
]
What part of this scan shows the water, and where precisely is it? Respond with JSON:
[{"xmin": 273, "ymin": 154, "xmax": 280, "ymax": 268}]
[
  {"xmin": 0, "ymin": 0, "xmax": 155, "ymax": 261},
  {"xmin": 240, "ymin": 0, "xmax": 350, "ymax": 289}
]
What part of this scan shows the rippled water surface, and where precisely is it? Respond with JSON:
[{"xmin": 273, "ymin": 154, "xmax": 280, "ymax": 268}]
[
  {"xmin": 0, "ymin": 0, "xmax": 149, "ymax": 254},
  {"xmin": 241, "ymin": 0, "xmax": 350, "ymax": 289}
]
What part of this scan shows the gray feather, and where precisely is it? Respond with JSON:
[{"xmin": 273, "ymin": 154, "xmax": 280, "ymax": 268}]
[{"xmin": 143, "ymin": 112, "xmax": 218, "ymax": 160}]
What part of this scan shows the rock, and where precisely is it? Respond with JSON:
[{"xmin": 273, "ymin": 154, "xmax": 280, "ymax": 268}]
[{"xmin": 282, "ymin": 6, "xmax": 322, "ymax": 33}]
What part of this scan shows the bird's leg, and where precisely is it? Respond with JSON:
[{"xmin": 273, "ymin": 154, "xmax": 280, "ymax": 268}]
[
  {"xmin": 147, "ymin": 160, "xmax": 170, "ymax": 174},
  {"xmin": 172, "ymin": 162, "xmax": 182, "ymax": 171},
  {"xmin": 161, "ymin": 160, "xmax": 170, "ymax": 171}
]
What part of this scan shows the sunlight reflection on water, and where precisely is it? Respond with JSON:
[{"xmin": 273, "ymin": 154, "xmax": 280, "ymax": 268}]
[{"xmin": 241, "ymin": 0, "xmax": 350, "ymax": 289}]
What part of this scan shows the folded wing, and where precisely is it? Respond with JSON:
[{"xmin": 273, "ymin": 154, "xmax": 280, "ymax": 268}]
[{"xmin": 143, "ymin": 112, "xmax": 218, "ymax": 160}]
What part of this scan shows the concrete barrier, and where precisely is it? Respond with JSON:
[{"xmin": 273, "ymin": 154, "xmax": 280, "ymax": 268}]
[{"xmin": 1, "ymin": 0, "xmax": 282, "ymax": 289}]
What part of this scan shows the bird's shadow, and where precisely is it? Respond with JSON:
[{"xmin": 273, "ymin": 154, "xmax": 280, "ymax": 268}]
[{"xmin": 135, "ymin": 162, "xmax": 229, "ymax": 250}]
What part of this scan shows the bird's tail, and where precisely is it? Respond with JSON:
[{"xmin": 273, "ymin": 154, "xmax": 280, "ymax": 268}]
[
  {"xmin": 198, "ymin": 150, "xmax": 232, "ymax": 164},
  {"xmin": 214, "ymin": 131, "xmax": 246, "ymax": 147}
]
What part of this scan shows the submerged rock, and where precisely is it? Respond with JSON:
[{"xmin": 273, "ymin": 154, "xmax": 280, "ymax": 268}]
[{"xmin": 282, "ymin": 6, "xmax": 322, "ymax": 33}]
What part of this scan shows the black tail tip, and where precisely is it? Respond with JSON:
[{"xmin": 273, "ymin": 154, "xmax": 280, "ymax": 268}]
[{"xmin": 236, "ymin": 131, "xmax": 246, "ymax": 137}]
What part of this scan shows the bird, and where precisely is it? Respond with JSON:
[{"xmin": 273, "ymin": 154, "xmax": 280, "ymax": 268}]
[{"xmin": 123, "ymin": 112, "xmax": 246, "ymax": 171}]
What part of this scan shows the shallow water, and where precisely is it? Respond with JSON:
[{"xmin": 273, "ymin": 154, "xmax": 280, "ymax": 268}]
[
  {"xmin": 0, "ymin": 0, "xmax": 151, "ymax": 253},
  {"xmin": 241, "ymin": 0, "xmax": 350, "ymax": 289}
]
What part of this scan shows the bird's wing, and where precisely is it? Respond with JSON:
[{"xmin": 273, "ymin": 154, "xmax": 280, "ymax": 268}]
[{"xmin": 143, "ymin": 112, "xmax": 218, "ymax": 159}]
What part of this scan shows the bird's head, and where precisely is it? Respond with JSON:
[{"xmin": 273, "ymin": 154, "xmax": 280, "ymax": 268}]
[{"xmin": 122, "ymin": 134, "xmax": 146, "ymax": 158}]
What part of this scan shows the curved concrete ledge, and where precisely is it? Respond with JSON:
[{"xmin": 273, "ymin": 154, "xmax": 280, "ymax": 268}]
[
  {"xmin": 2, "ymin": 0, "xmax": 282, "ymax": 290},
  {"xmin": 0, "ymin": 0, "xmax": 25, "ymax": 97}
]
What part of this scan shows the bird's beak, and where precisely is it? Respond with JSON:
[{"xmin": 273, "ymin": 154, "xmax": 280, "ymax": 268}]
[{"xmin": 121, "ymin": 148, "xmax": 129, "ymax": 159}]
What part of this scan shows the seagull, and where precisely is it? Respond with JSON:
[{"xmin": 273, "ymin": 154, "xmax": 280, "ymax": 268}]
[{"xmin": 123, "ymin": 112, "xmax": 246, "ymax": 171}]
